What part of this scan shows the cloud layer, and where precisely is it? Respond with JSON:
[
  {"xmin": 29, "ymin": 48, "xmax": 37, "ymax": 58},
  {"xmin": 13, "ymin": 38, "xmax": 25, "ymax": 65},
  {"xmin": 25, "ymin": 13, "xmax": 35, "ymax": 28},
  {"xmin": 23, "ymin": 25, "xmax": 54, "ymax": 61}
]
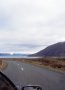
[{"xmin": 0, "ymin": 0, "xmax": 65, "ymax": 53}]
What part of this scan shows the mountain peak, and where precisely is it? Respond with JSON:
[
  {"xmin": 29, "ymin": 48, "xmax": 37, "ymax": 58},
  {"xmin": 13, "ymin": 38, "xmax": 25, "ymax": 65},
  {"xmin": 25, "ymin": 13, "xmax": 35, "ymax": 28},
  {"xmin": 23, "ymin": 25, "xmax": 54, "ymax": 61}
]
[{"xmin": 32, "ymin": 42, "xmax": 65, "ymax": 57}]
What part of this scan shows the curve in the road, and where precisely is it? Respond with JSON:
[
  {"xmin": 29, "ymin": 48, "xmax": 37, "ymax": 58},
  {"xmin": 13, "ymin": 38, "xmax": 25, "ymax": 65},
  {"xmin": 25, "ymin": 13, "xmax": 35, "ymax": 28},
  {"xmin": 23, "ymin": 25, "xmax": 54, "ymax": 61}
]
[{"xmin": 2, "ymin": 60, "xmax": 65, "ymax": 90}]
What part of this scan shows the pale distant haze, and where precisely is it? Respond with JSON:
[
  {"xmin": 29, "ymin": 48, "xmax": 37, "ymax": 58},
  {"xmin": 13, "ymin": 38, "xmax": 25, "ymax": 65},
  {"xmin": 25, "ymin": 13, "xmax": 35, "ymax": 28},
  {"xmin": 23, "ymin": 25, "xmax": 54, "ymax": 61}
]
[{"xmin": 0, "ymin": 0, "xmax": 65, "ymax": 54}]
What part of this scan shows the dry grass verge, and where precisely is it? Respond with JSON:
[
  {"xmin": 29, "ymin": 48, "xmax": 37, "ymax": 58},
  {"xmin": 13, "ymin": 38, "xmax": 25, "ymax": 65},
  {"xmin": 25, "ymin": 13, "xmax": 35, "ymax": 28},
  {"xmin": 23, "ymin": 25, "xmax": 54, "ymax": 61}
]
[
  {"xmin": 0, "ymin": 61, "xmax": 7, "ymax": 71},
  {"xmin": 15, "ymin": 58, "xmax": 65, "ymax": 73},
  {"xmin": 0, "ymin": 58, "xmax": 65, "ymax": 73}
]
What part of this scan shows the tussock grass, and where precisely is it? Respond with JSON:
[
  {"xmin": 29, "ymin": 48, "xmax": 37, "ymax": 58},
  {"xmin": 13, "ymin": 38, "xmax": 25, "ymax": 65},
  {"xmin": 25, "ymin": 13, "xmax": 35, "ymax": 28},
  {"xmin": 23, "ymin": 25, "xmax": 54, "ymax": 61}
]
[
  {"xmin": 0, "ymin": 58, "xmax": 65, "ymax": 72},
  {"xmin": 0, "ymin": 60, "xmax": 7, "ymax": 71}
]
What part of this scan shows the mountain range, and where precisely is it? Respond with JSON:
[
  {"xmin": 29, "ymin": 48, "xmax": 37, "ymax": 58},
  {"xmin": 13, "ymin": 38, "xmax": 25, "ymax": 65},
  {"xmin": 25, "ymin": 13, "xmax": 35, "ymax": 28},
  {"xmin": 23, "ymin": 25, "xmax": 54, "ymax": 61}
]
[{"xmin": 30, "ymin": 42, "xmax": 65, "ymax": 57}]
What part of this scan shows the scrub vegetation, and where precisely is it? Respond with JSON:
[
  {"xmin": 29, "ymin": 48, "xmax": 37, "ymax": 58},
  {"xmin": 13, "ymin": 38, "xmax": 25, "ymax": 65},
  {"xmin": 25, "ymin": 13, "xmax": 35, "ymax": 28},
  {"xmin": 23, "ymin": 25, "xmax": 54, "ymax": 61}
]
[
  {"xmin": 19, "ymin": 57, "xmax": 65, "ymax": 72},
  {"xmin": 0, "ymin": 58, "xmax": 65, "ymax": 73},
  {"xmin": 0, "ymin": 60, "xmax": 7, "ymax": 70}
]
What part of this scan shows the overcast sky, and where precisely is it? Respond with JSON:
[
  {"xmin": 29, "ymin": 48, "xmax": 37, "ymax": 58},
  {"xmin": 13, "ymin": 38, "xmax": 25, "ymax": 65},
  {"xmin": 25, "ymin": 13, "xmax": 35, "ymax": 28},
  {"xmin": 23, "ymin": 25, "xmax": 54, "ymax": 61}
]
[{"xmin": 0, "ymin": 0, "xmax": 65, "ymax": 54}]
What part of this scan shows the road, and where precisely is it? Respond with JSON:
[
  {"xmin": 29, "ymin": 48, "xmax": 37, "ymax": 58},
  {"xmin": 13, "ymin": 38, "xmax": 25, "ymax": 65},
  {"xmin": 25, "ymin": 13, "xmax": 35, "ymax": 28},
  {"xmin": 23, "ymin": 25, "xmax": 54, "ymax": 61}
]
[{"xmin": 2, "ymin": 60, "xmax": 65, "ymax": 90}]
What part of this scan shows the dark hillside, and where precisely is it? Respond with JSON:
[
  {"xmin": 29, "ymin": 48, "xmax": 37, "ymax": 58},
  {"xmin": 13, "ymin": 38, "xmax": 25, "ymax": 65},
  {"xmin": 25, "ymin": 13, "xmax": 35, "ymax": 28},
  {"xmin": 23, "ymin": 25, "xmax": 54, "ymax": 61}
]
[{"xmin": 31, "ymin": 42, "xmax": 65, "ymax": 57}]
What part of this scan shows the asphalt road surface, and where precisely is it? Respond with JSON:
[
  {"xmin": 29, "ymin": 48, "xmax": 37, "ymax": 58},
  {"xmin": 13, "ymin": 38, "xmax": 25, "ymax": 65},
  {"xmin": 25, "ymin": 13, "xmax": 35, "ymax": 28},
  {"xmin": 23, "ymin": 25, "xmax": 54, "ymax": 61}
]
[{"xmin": 2, "ymin": 60, "xmax": 65, "ymax": 90}]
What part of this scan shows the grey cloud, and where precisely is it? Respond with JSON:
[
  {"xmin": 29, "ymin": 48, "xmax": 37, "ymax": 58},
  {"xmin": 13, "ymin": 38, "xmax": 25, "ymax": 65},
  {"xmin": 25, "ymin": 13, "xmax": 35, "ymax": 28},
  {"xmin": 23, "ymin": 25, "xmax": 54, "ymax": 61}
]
[{"xmin": 0, "ymin": 0, "xmax": 65, "ymax": 53}]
